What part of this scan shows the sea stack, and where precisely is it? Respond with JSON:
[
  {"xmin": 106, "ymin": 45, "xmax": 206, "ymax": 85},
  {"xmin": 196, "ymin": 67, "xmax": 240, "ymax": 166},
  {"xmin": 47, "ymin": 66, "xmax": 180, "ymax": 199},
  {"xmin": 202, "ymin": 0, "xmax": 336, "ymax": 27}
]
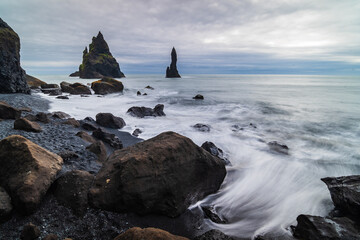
[
  {"xmin": 77, "ymin": 31, "xmax": 125, "ymax": 79},
  {"xmin": 0, "ymin": 18, "xmax": 30, "ymax": 94},
  {"xmin": 166, "ymin": 47, "xmax": 181, "ymax": 78}
]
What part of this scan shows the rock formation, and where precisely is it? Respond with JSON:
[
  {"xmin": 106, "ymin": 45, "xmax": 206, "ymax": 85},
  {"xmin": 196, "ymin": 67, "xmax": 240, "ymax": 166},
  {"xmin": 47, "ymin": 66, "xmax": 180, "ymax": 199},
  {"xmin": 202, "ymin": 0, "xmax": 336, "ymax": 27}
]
[
  {"xmin": 0, "ymin": 18, "xmax": 30, "ymax": 93},
  {"xmin": 166, "ymin": 47, "xmax": 181, "ymax": 78},
  {"xmin": 25, "ymin": 74, "xmax": 46, "ymax": 88},
  {"xmin": 91, "ymin": 77, "xmax": 124, "ymax": 95},
  {"xmin": 127, "ymin": 104, "xmax": 165, "ymax": 118},
  {"xmin": 78, "ymin": 31, "xmax": 125, "ymax": 79},
  {"xmin": 60, "ymin": 82, "xmax": 91, "ymax": 95}
]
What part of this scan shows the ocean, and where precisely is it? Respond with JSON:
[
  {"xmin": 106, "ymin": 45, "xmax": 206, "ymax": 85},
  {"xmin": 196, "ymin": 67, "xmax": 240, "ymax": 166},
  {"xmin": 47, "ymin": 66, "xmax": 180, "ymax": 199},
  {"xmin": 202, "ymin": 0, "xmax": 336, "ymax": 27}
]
[{"xmin": 36, "ymin": 74, "xmax": 360, "ymax": 238}]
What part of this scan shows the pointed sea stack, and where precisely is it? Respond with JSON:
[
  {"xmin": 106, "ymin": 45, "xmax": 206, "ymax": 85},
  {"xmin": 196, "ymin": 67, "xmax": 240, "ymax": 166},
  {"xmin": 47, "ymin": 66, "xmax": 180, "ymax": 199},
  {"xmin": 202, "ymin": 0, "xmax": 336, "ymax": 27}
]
[
  {"xmin": 166, "ymin": 47, "xmax": 181, "ymax": 78},
  {"xmin": 78, "ymin": 31, "xmax": 125, "ymax": 79},
  {"xmin": 0, "ymin": 18, "xmax": 30, "ymax": 94}
]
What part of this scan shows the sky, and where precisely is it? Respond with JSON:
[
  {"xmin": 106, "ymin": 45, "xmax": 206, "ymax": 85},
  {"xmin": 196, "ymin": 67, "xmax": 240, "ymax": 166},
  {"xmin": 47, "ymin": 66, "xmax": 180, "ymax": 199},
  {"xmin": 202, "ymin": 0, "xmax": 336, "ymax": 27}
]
[{"xmin": 1, "ymin": 0, "xmax": 360, "ymax": 75}]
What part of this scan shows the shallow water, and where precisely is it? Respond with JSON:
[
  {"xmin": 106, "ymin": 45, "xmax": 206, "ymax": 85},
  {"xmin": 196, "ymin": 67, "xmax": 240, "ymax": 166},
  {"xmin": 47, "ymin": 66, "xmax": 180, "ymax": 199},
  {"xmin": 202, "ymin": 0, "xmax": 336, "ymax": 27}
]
[{"xmin": 37, "ymin": 74, "xmax": 360, "ymax": 238}]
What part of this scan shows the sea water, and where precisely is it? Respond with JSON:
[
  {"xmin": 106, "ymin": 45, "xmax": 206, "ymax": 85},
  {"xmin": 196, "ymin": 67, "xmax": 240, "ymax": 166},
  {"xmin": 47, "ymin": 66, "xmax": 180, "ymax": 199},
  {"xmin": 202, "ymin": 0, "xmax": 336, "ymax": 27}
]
[{"xmin": 36, "ymin": 74, "xmax": 360, "ymax": 238}]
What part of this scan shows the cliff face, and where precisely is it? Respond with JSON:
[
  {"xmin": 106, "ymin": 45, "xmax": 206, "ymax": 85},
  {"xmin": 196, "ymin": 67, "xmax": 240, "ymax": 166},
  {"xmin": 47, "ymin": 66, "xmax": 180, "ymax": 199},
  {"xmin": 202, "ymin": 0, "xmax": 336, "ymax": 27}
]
[
  {"xmin": 166, "ymin": 47, "xmax": 181, "ymax": 78},
  {"xmin": 0, "ymin": 18, "xmax": 30, "ymax": 94},
  {"xmin": 79, "ymin": 32, "xmax": 125, "ymax": 79}
]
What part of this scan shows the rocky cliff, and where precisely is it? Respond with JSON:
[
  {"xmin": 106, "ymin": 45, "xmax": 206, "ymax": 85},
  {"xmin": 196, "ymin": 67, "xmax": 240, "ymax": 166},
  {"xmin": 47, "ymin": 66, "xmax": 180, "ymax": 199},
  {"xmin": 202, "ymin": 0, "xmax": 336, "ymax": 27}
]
[
  {"xmin": 166, "ymin": 47, "xmax": 181, "ymax": 78},
  {"xmin": 0, "ymin": 18, "xmax": 30, "ymax": 94},
  {"xmin": 78, "ymin": 31, "xmax": 125, "ymax": 79}
]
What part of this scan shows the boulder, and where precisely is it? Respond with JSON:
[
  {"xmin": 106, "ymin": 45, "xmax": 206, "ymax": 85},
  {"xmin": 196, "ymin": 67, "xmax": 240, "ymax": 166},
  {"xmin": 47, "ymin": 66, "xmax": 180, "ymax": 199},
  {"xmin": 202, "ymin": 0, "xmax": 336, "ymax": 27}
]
[
  {"xmin": 14, "ymin": 118, "xmax": 42, "ymax": 132},
  {"xmin": 52, "ymin": 111, "xmax": 70, "ymax": 119},
  {"xmin": 58, "ymin": 150, "xmax": 79, "ymax": 162},
  {"xmin": 193, "ymin": 123, "xmax": 211, "ymax": 132},
  {"xmin": 62, "ymin": 118, "xmax": 80, "ymax": 128},
  {"xmin": 86, "ymin": 141, "xmax": 107, "ymax": 162},
  {"xmin": 0, "ymin": 101, "xmax": 21, "ymax": 119},
  {"xmin": 41, "ymin": 88, "xmax": 62, "ymax": 96},
  {"xmin": 96, "ymin": 112, "xmax": 126, "ymax": 129},
  {"xmin": 137, "ymin": 91, "xmax": 141, "ymax": 96},
  {"xmin": 193, "ymin": 230, "xmax": 234, "ymax": 240},
  {"xmin": 113, "ymin": 227, "xmax": 188, "ymax": 240},
  {"xmin": 0, "ymin": 187, "xmax": 12, "ymax": 222},
  {"xmin": 201, "ymin": 141, "xmax": 230, "ymax": 165},
  {"xmin": 0, "ymin": 18, "xmax": 30, "ymax": 94},
  {"xmin": 321, "ymin": 175, "xmax": 360, "ymax": 217},
  {"xmin": 56, "ymin": 95, "xmax": 69, "ymax": 99},
  {"xmin": 36, "ymin": 112, "xmax": 51, "ymax": 123},
  {"xmin": 91, "ymin": 77, "xmax": 124, "ymax": 95},
  {"xmin": 43, "ymin": 234, "xmax": 58, "ymax": 240},
  {"xmin": 92, "ymin": 128, "xmax": 123, "ymax": 149},
  {"xmin": 20, "ymin": 223, "xmax": 41, "ymax": 240},
  {"xmin": 76, "ymin": 131, "xmax": 96, "ymax": 144},
  {"xmin": 78, "ymin": 31, "xmax": 125, "ymax": 79},
  {"xmin": 165, "ymin": 47, "xmax": 181, "ymax": 78},
  {"xmin": 127, "ymin": 104, "xmax": 165, "ymax": 118},
  {"xmin": 145, "ymin": 85, "xmax": 154, "ymax": 90},
  {"xmin": 41, "ymin": 83, "xmax": 59, "ymax": 89},
  {"xmin": 132, "ymin": 128, "xmax": 142, "ymax": 137},
  {"xmin": 25, "ymin": 74, "xmax": 46, "ymax": 88},
  {"xmin": 69, "ymin": 71, "xmax": 80, "ymax": 77},
  {"xmin": 89, "ymin": 131, "xmax": 226, "ymax": 217},
  {"xmin": 60, "ymin": 81, "xmax": 91, "ymax": 95},
  {"xmin": 293, "ymin": 214, "xmax": 359, "ymax": 240},
  {"xmin": 193, "ymin": 94, "xmax": 204, "ymax": 100},
  {"xmin": 201, "ymin": 205, "xmax": 228, "ymax": 224},
  {"xmin": 0, "ymin": 135, "xmax": 63, "ymax": 214},
  {"xmin": 268, "ymin": 141, "xmax": 289, "ymax": 155},
  {"xmin": 54, "ymin": 170, "xmax": 94, "ymax": 215},
  {"xmin": 81, "ymin": 121, "xmax": 98, "ymax": 131}
]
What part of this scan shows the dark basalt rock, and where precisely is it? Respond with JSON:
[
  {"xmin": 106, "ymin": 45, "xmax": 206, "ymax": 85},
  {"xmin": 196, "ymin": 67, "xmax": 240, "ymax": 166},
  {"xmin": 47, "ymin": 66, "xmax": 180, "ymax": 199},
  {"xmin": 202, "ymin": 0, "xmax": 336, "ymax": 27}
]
[
  {"xmin": 58, "ymin": 150, "xmax": 79, "ymax": 162},
  {"xmin": 145, "ymin": 85, "xmax": 154, "ymax": 90},
  {"xmin": 41, "ymin": 88, "xmax": 62, "ymax": 96},
  {"xmin": 0, "ymin": 101, "xmax": 21, "ymax": 119},
  {"xmin": 81, "ymin": 121, "xmax": 98, "ymax": 131},
  {"xmin": 201, "ymin": 206, "xmax": 227, "ymax": 224},
  {"xmin": 166, "ymin": 47, "xmax": 181, "ymax": 78},
  {"xmin": 56, "ymin": 95, "xmax": 69, "ymax": 100},
  {"xmin": 0, "ymin": 18, "xmax": 30, "ymax": 94},
  {"xmin": 201, "ymin": 141, "xmax": 230, "ymax": 165},
  {"xmin": 69, "ymin": 71, "xmax": 80, "ymax": 77},
  {"xmin": 24, "ymin": 112, "xmax": 51, "ymax": 123},
  {"xmin": 20, "ymin": 222, "xmax": 41, "ymax": 240},
  {"xmin": 52, "ymin": 111, "xmax": 70, "ymax": 119},
  {"xmin": 127, "ymin": 104, "xmax": 165, "ymax": 118},
  {"xmin": 193, "ymin": 123, "xmax": 211, "ymax": 132},
  {"xmin": 62, "ymin": 118, "xmax": 80, "ymax": 128},
  {"xmin": 25, "ymin": 74, "xmax": 46, "ymax": 89},
  {"xmin": 41, "ymin": 84, "xmax": 59, "ymax": 89},
  {"xmin": 92, "ymin": 127, "xmax": 123, "ymax": 149},
  {"xmin": 43, "ymin": 234, "xmax": 58, "ymax": 240},
  {"xmin": 91, "ymin": 77, "xmax": 124, "ymax": 95},
  {"xmin": 78, "ymin": 31, "xmax": 125, "ymax": 79},
  {"xmin": 268, "ymin": 141, "xmax": 289, "ymax": 154},
  {"xmin": 14, "ymin": 118, "xmax": 42, "ymax": 132},
  {"xmin": 321, "ymin": 175, "xmax": 360, "ymax": 217},
  {"xmin": 137, "ymin": 91, "xmax": 141, "ymax": 96},
  {"xmin": 96, "ymin": 112, "xmax": 126, "ymax": 129},
  {"xmin": 0, "ymin": 187, "xmax": 12, "ymax": 222},
  {"xmin": 132, "ymin": 128, "xmax": 142, "ymax": 137},
  {"xmin": 89, "ymin": 131, "xmax": 226, "ymax": 217},
  {"xmin": 76, "ymin": 131, "xmax": 96, "ymax": 144},
  {"xmin": 114, "ymin": 227, "xmax": 188, "ymax": 240},
  {"xmin": 193, "ymin": 94, "xmax": 204, "ymax": 100},
  {"xmin": 193, "ymin": 229, "xmax": 234, "ymax": 240},
  {"xmin": 86, "ymin": 140, "xmax": 107, "ymax": 162},
  {"xmin": 60, "ymin": 82, "xmax": 91, "ymax": 95}
]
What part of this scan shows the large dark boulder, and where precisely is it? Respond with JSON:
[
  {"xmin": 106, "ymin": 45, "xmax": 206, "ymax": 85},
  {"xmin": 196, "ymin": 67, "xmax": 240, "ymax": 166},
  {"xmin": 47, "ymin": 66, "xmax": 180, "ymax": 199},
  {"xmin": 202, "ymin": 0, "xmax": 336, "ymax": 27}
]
[
  {"xmin": 0, "ymin": 135, "xmax": 63, "ymax": 214},
  {"xmin": 114, "ymin": 227, "xmax": 188, "ymax": 240},
  {"xmin": 89, "ymin": 131, "xmax": 226, "ymax": 217},
  {"xmin": 60, "ymin": 81, "xmax": 91, "ymax": 95},
  {"xmin": 20, "ymin": 222, "xmax": 41, "ymax": 240},
  {"xmin": 78, "ymin": 31, "xmax": 125, "ymax": 79},
  {"xmin": 127, "ymin": 104, "xmax": 165, "ymax": 118},
  {"xmin": 166, "ymin": 47, "xmax": 181, "ymax": 78},
  {"xmin": 92, "ymin": 127, "xmax": 123, "ymax": 149},
  {"xmin": 322, "ymin": 175, "xmax": 360, "ymax": 217},
  {"xmin": 95, "ymin": 112, "xmax": 125, "ymax": 129},
  {"xmin": 0, "ymin": 101, "xmax": 21, "ymax": 119},
  {"xmin": 0, "ymin": 187, "xmax": 12, "ymax": 222},
  {"xmin": 69, "ymin": 71, "xmax": 80, "ymax": 77},
  {"xmin": 14, "ymin": 118, "xmax": 42, "ymax": 132},
  {"xmin": 86, "ymin": 140, "xmax": 107, "ymax": 162},
  {"xmin": 91, "ymin": 77, "xmax": 124, "ymax": 95},
  {"xmin": 0, "ymin": 18, "xmax": 30, "ymax": 94}
]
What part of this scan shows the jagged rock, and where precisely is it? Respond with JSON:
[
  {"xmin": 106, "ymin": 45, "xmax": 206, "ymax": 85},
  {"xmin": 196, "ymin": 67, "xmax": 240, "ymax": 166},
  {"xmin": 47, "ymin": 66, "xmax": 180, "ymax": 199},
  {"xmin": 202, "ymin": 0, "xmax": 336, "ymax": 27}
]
[
  {"xmin": 201, "ymin": 205, "xmax": 227, "ymax": 224},
  {"xmin": 268, "ymin": 141, "xmax": 289, "ymax": 154},
  {"xmin": 0, "ymin": 18, "xmax": 30, "ymax": 94},
  {"xmin": 0, "ymin": 135, "xmax": 63, "ymax": 214},
  {"xmin": 193, "ymin": 230, "xmax": 234, "ymax": 240},
  {"xmin": 201, "ymin": 141, "xmax": 230, "ymax": 165},
  {"xmin": 69, "ymin": 71, "xmax": 80, "ymax": 77},
  {"xmin": 95, "ymin": 112, "xmax": 126, "ymax": 129},
  {"xmin": 143, "ymin": 93, "xmax": 147, "ymax": 96},
  {"xmin": 0, "ymin": 187, "xmax": 12, "ymax": 222},
  {"xmin": 41, "ymin": 83, "xmax": 59, "ymax": 89},
  {"xmin": 0, "ymin": 101, "xmax": 21, "ymax": 119},
  {"xmin": 193, "ymin": 94, "xmax": 204, "ymax": 100},
  {"xmin": 145, "ymin": 85, "xmax": 154, "ymax": 90},
  {"xmin": 89, "ymin": 131, "xmax": 226, "ymax": 217},
  {"xmin": 62, "ymin": 118, "xmax": 80, "ymax": 128},
  {"xmin": 20, "ymin": 223, "xmax": 41, "ymax": 240},
  {"xmin": 193, "ymin": 123, "xmax": 211, "ymax": 132},
  {"xmin": 56, "ymin": 95, "xmax": 69, "ymax": 99},
  {"xmin": 166, "ymin": 47, "xmax": 181, "ymax": 78},
  {"xmin": 60, "ymin": 81, "xmax": 91, "ymax": 95},
  {"xmin": 52, "ymin": 111, "xmax": 70, "ymax": 119},
  {"xmin": 25, "ymin": 74, "xmax": 46, "ymax": 89},
  {"xmin": 293, "ymin": 214, "xmax": 360, "ymax": 240},
  {"xmin": 114, "ymin": 227, "xmax": 189, "ymax": 240},
  {"xmin": 78, "ymin": 31, "xmax": 125, "ymax": 79},
  {"xmin": 42, "ymin": 234, "xmax": 58, "ymax": 240},
  {"xmin": 14, "ymin": 118, "xmax": 42, "ymax": 132},
  {"xmin": 91, "ymin": 77, "xmax": 124, "ymax": 95},
  {"xmin": 54, "ymin": 170, "xmax": 94, "ymax": 216},
  {"xmin": 322, "ymin": 175, "xmax": 360, "ymax": 217},
  {"xmin": 137, "ymin": 91, "xmax": 141, "ymax": 96},
  {"xmin": 86, "ymin": 141, "xmax": 107, "ymax": 162},
  {"xmin": 81, "ymin": 121, "xmax": 97, "ymax": 131},
  {"xmin": 132, "ymin": 128, "xmax": 142, "ymax": 137},
  {"xmin": 76, "ymin": 131, "xmax": 96, "ymax": 144},
  {"xmin": 127, "ymin": 104, "xmax": 165, "ymax": 118},
  {"xmin": 92, "ymin": 128, "xmax": 123, "ymax": 149}
]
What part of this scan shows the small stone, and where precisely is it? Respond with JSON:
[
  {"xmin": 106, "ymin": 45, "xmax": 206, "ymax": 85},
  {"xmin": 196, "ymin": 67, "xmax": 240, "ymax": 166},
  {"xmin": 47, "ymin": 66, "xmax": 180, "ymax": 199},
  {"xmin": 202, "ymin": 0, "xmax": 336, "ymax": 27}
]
[{"xmin": 20, "ymin": 223, "xmax": 41, "ymax": 240}]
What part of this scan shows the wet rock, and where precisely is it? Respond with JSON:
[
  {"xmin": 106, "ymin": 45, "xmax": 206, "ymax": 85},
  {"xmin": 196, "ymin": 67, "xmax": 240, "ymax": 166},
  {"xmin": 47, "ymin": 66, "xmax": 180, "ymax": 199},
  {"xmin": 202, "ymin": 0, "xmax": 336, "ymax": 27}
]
[
  {"xmin": 34, "ymin": 112, "xmax": 51, "ymax": 123},
  {"xmin": 56, "ymin": 95, "xmax": 69, "ymax": 100},
  {"xmin": 41, "ymin": 88, "xmax": 62, "ymax": 95},
  {"xmin": 89, "ymin": 131, "xmax": 226, "ymax": 217},
  {"xmin": 60, "ymin": 81, "xmax": 91, "ymax": 95},
  {"xmin": 86, "ymin": 140, "xmax": 107, "ymax": 162},
  {"xmin": 81, "ymin": 121, "xmax": 98, "ymax": 131},
  {"xmin": 0, "ymin": 101, "xmax": 21, "ymax": 119},
  {"xmin": 321, "ymin": 175, "xmax": 360, "ymax": 217},
  {"xmin": 137, "ymin": 91, "xmax": 141, "ymax": 96},
  {"xmin": 145, "ymin": 85, "xmax": 154, "ymax": 90},
  {"xmin": 0, "ymin": 187, "xmax": 12, "ymax": 222},
  {"xmin": 127, "ymin": 104, "xmax": 165, "ymax": 118},
  {"xmin": 143, "ymin": 93, "xmax": 147, "ymax": 96},
  {"xmin": 52, "ymin": 111, "xmax": 71, "ymax": 119},
  {"xmin": 92, "ymin": 128, "xmax": 123, "ymax": 149},
  {"xmin": 41, "ymin": 84, "xmax": 59, "ymax": 89},
  {"xmin": 193, "ymin": 123, "xmax": 211, "ymax": 132},
  {"xmin": 58, "ymin": 150, "xmax": 79, "ymax": 162},
  {"xmin": 0, "ymin": 18, "xmax": 30, "ymax": 94},
  {"xmin": 132, "ymin": 128, "xmax": 142, "ymax": 137},
  {"xmin": 0, "ymin": 135, "xmax": 63, "ymax": 214},
  {"xmin": 201, "ymin": 141, "xmax": 230, "ymax": 165},
  {"xmin": 193, "ymin": 229, "xmax": 234, "ymax": 240},
  {"xmin": 20, "ymin": 222, "xmax": 41, "ymax": 240},
  {"xmin": 62, "ymin": 118, "xmax": 80, "ymax": 128},
  {"xmin": 268, "ymin": 141, "xmax": 289, "ymax": 154},
  {"xmin": 249, "ymin": 123, "xmax": 257, "ymax": 128},
  {"xmin": 91, "ymin": 77, "xmax": 124, "ymax": 95},
  {"xmin": 201, "ymin": 206, "xmax": 228, "ymax": 224},
  {"xmin": 42, "ymin": 234, "xmax": 58, "ymax": 240},
  {"xmin": 166, "ymin": 47, "xmax": 181, "ymax": 78},
  {"xmin": 231, "ymin": 124, "xmax": 244, "ymax": 132},
  {"xmin": 114, "ymin": 227, "xmax": 189, "ymax": 240},
  {"xmin": 26, "ymin": 74, "xmax": 46, "ymax": 89},
  {"xmin": 193, "ymin": 94, "xmax": 204, "ymax": 100},
  {"xmin": 76, "ymin": 131, "xmax": 96, "ymax": 144},
  {"xmin": 54, "ymin": 170, "xmax": 94, "ymax": 216},
  {"xmin": 69, "ymin": 71, "xmax": 80, "ymax": 77},
  {"xmin": 78, "ymin": 31, "xmax": 125, "ymax": 79},
  {"xmin": 96, "ymin": 112, "xmax": 126, "ymax": 129},
  {"xmin": 293, "ymin": 214, "xmax": 360, "ymax": 240},
  {"xmin": 14, "ymin": 118, "xmax": 42, "ymax": 132}
]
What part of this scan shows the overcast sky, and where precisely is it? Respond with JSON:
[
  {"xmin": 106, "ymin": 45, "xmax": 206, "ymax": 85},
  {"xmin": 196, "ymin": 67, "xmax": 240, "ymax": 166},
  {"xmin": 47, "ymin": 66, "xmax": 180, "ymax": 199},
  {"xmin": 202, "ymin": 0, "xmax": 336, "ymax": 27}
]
[{"xmin": 1, "ymin": 0, "xmax": 360, "ymax": 75}]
